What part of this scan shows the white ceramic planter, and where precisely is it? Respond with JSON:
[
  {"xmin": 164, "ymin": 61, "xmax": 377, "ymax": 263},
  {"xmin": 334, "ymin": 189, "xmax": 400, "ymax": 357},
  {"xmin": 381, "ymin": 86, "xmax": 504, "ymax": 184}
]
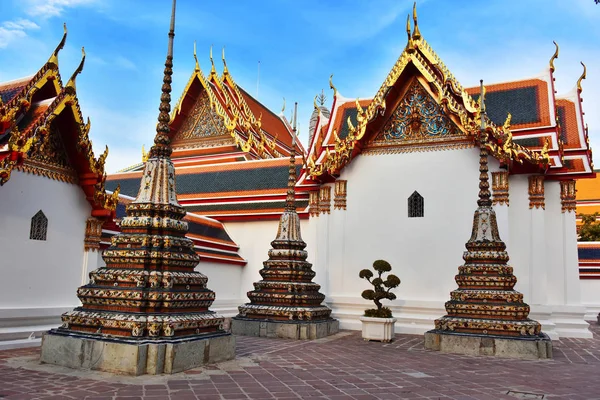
[{"xmin": 360, "ymin": 316, "xmax": 397, "ymax": 342}]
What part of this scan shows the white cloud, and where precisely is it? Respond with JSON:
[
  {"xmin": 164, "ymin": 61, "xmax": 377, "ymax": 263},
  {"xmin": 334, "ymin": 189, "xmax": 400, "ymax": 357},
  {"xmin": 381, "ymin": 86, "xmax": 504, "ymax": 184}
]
[
  {"xmin": 3, "ymin": 18, "xmax": 40, "ymax": 30},
  {"xmin": 23, "ymin": 0, "xmax": 98, "ymax": 18},
  {"xmin": 0, "ymin": 18, "xmax": 39, "ymax": 48},
  {"xmin": 0, "ymin": 27, "xmax": 27, "ymax": 48}
]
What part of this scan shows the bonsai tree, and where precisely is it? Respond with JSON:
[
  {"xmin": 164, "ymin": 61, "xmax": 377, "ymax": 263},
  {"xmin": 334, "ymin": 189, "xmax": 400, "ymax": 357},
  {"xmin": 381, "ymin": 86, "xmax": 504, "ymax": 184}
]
[{"xmin": 359, "ymin": 260, "xmax": 401, "ymax": 318}]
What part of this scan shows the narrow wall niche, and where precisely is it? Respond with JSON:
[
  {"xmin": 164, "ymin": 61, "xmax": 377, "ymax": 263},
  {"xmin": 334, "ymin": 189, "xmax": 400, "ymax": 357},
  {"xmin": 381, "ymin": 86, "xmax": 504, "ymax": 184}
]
[
  {"xmin": 408, "ymin": 191, "xmax": 424, "ymax": 218},
  {"xmin": 30, "ymin": 210, "xmax": 48, "ymax": 241}
]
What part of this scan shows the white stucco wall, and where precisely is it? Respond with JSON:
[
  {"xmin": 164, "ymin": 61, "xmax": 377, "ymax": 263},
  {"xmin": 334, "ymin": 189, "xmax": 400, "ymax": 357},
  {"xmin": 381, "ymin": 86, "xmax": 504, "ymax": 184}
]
[
  {"xmin": 315, "ymin": 148, "xmax": 487, "ymax": 332},
  {"xmin": 0, "ymin": 171, "xmax": 91, "ymax": 348}
]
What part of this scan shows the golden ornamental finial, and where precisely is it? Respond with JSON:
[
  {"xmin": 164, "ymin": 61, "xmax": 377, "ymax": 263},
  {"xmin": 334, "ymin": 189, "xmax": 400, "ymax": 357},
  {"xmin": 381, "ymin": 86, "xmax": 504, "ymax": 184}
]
[
  {"xmin": 549, "ymin": 41, "xmax": 559, "ymax": 73},
  {"xmin": 281, "ymin": 97, "xmax": 286, "ymax": 115},
  {"xmin": 412, "ymin": 2, "xmax": 421, "ymax": 41},
  {"xmin": 209, "ymin": 45, "xmax": 216, "ymax": 76},
  {"xmin": 406, "ymin": 14, "xmax": 414, "ymax": 52},
  {"xmin": 222, "ymin": 46, "xmax": 229, "ymax": 75},
  {"xmin": 66, "ymin": 47, "xmax": 86, "ymax": 92},
  {"xmin": 142, "ymin": 144, "xmax": 148, "ymax": 162},
  {"xmin": 577, "ymin": 61, "xmax": 586, "ymax": 92},
  {"xmin": 193, "ymin": 41, "xmax": 199, "ymax": 72},
  {"xmin": 329, "ymin": 74, "xmax": 337, "ymax": 97},
  {"xmin": 503, "ymin": 112, "xmax": 512, "ymax": 131},
  {"xmin": 48, "ymin": 23, "xmax": 68, "ymax": 67},
  {"xmin": 313, "ymin": 94, "xmax": 319, "ymax": 110}
]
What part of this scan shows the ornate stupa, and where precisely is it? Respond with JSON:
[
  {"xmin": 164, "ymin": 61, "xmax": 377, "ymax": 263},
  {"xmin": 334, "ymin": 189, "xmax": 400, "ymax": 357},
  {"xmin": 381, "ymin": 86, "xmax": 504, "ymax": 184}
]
[
  {"xmin": 40, "ymin": 0, "xmax": 235, "ymax": 375},
  {"xmin": 232, "ymin": 103, "xmax": 338, "ymax": 339},
  {"xmin": 424, "ymin": 81, "xmax": 552, "ymax": 359}
]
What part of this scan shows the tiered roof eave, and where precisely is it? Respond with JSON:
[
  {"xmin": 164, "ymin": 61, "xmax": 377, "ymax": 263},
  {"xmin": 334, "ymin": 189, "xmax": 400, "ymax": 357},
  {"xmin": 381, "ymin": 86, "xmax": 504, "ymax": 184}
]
[{"xmin": 0, "ymin": 24, "xmax": 119, "ymax": 218}]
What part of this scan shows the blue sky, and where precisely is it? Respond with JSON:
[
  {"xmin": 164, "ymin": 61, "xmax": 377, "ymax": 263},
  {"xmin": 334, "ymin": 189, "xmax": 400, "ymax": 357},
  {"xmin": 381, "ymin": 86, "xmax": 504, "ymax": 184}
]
[{"xmin": 0, "ymin": 0, "xmax": 599, "ymax": 172}]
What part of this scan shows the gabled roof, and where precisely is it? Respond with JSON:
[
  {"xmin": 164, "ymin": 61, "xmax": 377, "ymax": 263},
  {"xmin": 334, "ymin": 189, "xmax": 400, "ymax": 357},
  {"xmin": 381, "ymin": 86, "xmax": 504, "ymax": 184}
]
[
  {"xmin": 163, "ymin": 47, "xmax": 302, "ymax": 163},
  {"xmin": 0, "ymin": 25, "xmax": 119, "ymax": 219},
  {"xmin": 301, "ymin": 6, "xmax": 593, "ymax": 184},
  {"xmin": 101, "ymin": 193, "xmax": 246, "ymax": 266},
  {"xmin": 106, "ymin": 156, "xmax": 309, "ymax": 221}
]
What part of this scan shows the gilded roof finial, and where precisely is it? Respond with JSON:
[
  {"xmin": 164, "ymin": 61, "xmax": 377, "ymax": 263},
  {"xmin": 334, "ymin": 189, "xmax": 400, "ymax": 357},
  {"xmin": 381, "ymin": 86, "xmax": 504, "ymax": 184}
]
[
  {"xmin": 222, "ymin": 46, "xmax": 229, "ymax": 76},
  {"xmin": 142, "ymin": 144, "xmax": 148, "ymax": 162},
  {"xmin": 503, "ymin": 112, "xmax": 512, "ymax": 131},
  {"xmin": 329, "ymin": 74, "xmax": 337, "ymax": 97},
  {"xmin": 549, "ymin": 41, "xmax": 559, "ymax": 73},
  {"xmin": 406, "ymin": 14, "xmax": 415, "ymax": 52},
  {"xmin": 412, "ymin": 2, "xmax": 421, "ymax": 41},
  {"xmin": 149, "ymin": 0, "xmax": 176, "ymax": 158},
  {"xmin": 281, "ymin": 97, "xmax": 286, "ymax": 115},
  {"xmin": 313, "ymin": 94, "xmax": 319, "ymax": 110},
  {"xmin": 193, "ymin": 40, "xmax": 199, "ymax": 72},
  {"xmin": 65, "ymin": 47, "xmax": 86, "ymax": 93},
  {"xmin": 48, "ymin": 23, "xmax": 67, "ymax": 67},
  {"xmin": 577, "ymin": 61, "xmax": 586, "ymax": 92},
  {"xmin": 209, "ymin": 45, "xmax": 217, "ymax": 77}
]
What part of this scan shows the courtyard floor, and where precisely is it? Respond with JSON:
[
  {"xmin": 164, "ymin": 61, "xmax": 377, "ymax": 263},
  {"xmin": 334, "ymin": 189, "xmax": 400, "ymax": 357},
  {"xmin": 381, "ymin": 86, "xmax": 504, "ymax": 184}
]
[{"xmin": 1, "ymin": 325, "xmax": 600, "ymax": 400}]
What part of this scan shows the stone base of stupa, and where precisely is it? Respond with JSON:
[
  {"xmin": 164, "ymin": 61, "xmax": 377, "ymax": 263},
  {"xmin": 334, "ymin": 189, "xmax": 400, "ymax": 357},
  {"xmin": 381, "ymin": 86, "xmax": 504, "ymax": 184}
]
[
  {"xmin": 424, "ymin": 330, "xmax": 552, "ymax": 360},
  {"xmin": 40, "ymin": 329, "xmax": 235, "ymax": 376},
  {"xmin": 231, "ymin": 317, "xmax": 339, "ymax": 340}
]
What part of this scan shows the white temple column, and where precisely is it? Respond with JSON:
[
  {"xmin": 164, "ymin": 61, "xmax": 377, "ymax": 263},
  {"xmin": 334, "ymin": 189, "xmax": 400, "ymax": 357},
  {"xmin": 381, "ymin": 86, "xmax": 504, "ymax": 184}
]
[
  {"xmin": 553, "ymin": 179, "xmax": 592, "ymax": 338},
  {"xmin": 545, "ymin": 181, "xmax": 564, "ymax": 305},
  {"xmin": 314, "ymin": 185, "xmax": 332, "ymax": 302},
  {"xmin": 508, "ymin": 175, "xmax": 530, "ymax": 298},
  {"xmin": 491, "ymin": 171, "xmax": 510, "ymax": 244},
  {"xmin": 81, "ymin": 217, "xmax": 103, "ymax": 285},
  {"xmin": 561, "ymin": 180, "xmax": 581, "ymax": 305},
  {"xmin": 528, "ymin": 175, "xmax": 548, "ymax": 306},
  {"xmin": 326, "ymin": 181, "xmax": 347, "ymax": 301}
]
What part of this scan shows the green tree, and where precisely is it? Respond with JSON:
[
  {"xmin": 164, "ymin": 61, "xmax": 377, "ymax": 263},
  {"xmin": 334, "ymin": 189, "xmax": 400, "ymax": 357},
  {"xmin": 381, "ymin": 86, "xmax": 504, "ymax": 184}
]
[
  {"xmin": 359, "ymin": 260, "xmax": 401, "ymax": 318},
  {"xmin": 579, "ymin": 213, "xmax": 600, "ymax": 241}
]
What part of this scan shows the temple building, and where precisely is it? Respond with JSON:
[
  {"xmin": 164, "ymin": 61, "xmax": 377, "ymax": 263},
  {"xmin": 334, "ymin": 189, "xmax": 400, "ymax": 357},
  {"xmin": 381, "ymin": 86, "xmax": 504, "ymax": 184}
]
[
  {"xmin": 300, "ymin": 19, "xmax": 594, "ymax": 339},
  {"xmin": 104, "ymin": 7, "xmax": 595, "ymax": 340},
  {"xmin": 1, "ymin": 4, "xmax": 598, "ymax": 352}
]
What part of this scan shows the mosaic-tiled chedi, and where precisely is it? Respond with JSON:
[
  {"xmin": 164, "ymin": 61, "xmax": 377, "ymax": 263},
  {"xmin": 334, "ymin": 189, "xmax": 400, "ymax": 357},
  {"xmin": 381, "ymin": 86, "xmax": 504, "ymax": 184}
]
[
  {"xmin": 54, "ymin": 3, "xmax": 225, "ymax": 340},
  {"xmin": 236, "ymin": 129, "xmax": 332, "ymax": 322},
  {"xmin": 433, "ymin": 133, "xmax": 542, "ymax": 337}
]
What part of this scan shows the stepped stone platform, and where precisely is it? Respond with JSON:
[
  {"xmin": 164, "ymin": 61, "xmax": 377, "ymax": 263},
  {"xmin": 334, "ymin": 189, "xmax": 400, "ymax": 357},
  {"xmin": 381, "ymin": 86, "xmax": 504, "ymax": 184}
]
[
  {"xmin": 424, "ymin": 330, "xmax": 552, "ymax": 359},
  {"xmin": 232, "ymin": 317, "xmax": 339, "ymax": 340},
  {"xmin": 41, "ymin": 330, "xmax": 234, "ymax": 375}
]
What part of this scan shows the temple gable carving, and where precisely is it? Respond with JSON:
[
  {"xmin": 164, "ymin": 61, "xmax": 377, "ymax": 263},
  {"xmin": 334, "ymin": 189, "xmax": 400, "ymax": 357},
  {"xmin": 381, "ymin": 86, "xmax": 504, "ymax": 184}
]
[
  {"xmin": 367, "ymin": 80, "xmax": 468, "ymax": 152},
  {"xmin": 172, "ymin": 90, "xmax": 228, "ymax": 143}
]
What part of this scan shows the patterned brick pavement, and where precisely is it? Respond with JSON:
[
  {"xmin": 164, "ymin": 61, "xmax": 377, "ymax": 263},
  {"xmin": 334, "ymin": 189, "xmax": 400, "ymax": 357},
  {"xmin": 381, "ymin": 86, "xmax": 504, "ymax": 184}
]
[{"xmin": 1, "ymin": 324, "xmax": 600, "ymax": 400}]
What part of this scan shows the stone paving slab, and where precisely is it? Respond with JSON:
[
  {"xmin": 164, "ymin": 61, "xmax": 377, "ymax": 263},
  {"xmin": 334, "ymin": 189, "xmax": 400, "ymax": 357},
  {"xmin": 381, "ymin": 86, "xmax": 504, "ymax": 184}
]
[{"xmin": 0, "ymin": 324, "xmax": 600, "ymax": 399}]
